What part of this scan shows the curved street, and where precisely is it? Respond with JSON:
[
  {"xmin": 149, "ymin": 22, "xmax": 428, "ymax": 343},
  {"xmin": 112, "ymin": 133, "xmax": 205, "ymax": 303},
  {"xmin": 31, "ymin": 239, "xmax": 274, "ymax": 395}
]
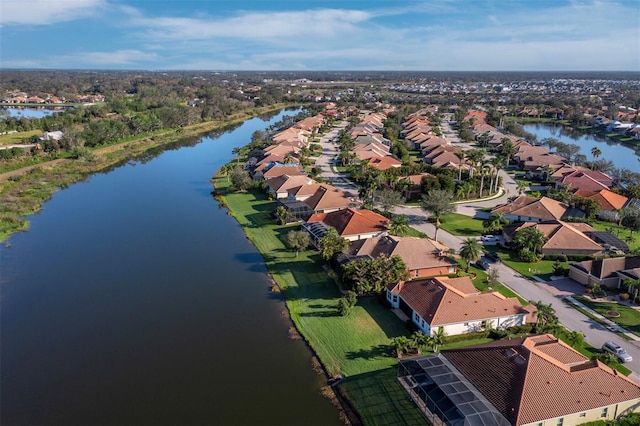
[{"xmin": 315, "ymin": 121, "xmax": 640, "ymax": 383}]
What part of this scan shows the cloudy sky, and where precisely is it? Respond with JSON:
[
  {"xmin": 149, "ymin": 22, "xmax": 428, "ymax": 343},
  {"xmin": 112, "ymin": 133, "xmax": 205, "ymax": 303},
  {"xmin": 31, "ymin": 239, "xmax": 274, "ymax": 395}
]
[{"xmin": 1, "ymin": 0, "xmax": 639, "ymax": 71}]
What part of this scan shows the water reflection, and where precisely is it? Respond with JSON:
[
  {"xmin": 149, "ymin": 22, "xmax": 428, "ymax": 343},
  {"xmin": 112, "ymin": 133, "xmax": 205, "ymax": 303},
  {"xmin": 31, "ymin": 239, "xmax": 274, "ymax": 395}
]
[{"xmin": 523, "ymin": 123, "xmax": 640, "ymax": 171}]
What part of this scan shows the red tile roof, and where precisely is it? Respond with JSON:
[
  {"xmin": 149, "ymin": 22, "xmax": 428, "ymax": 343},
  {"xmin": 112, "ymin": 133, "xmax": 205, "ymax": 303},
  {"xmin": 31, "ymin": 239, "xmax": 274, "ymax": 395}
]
[
  {"xmin": 443, "ymin": 335, "xmax": 640, "ymax": 425},
  {"xmin": 306, "ymin": 208, "xmax": 389, "ymax": 238}
]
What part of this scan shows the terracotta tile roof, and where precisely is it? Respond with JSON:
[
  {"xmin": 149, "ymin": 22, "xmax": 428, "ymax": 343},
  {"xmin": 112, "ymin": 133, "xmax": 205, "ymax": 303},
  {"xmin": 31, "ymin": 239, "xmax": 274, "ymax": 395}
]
[
  {"xmin": 368, "ymin": 156, "xmax": 402, "ymax": 170},
  {"xmin": 262, "ymin": 165, "xmax": 305, "ymax": 179},
  {"xmin": 267, "ymin": 175, "xmax": 317, "ymax": 193},
  {"xmin": 307, "ymin": 208, "xmax": 389, "ymax": 237},
  {"xmin": 558, "ymin": 170, "xmax": 611, "ymax": 192},
  {"xmin": 574, "ymin": 189, "xmax": 628, "ymax": 211},
  {"xmin": 508, "ymin": 221, "xmax": 602, "ymax": 253},
  {"xmin": 349, "ymin": 235, "xmax": 455, "ymax": 271},
  {"xmin": 390, "ymin": 277, "xmax": 529, "ymax": 327},
  {"xmin": 443, "ymin": 335, "xmax": 640, "ymax": 426},
  {"xmin": 303, "ymin": 185, "xmax": 357, "ymax": 212},
  {"xmin": 492, "ymin": 195, "xmax": 568, "ymax": 221}
]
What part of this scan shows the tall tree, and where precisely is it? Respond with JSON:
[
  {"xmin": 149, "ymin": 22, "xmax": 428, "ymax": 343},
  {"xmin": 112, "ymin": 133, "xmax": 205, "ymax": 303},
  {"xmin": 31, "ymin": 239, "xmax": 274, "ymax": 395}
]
[
  {"xmin": 455, "ymin": 151, "xmax": 465, "ymax": 181},
  {"xmin": 533, "ymin": 301, "xmax": 557, "ymax": 333},
  {"xmin": 459, "ymin": 238, "xmax": 483, "ymax": 273},
  {"xmin": 230, "ymin": 165, "xmax": 252, "ymax": 191},
  {"xmin": 590, "ymin": 146, "xmax": 602, "ymax": 169},
  {"xmin": 421, "ymin": 189, "xmax": 456, "ymax": 242},
  {"xmin": 624, "ymin": 278, "xmax": 640, "ymax": 304},
  {"xmin": 377, "ymin": 189, "xmax": 404, "ymax": 215},
  {"xmin": 317, "ymin": 227, "xmax": 349, "ymax": 261},
  {"xmin": 284, "ymin": 230, "xmax": 310, "ymax": 257}
]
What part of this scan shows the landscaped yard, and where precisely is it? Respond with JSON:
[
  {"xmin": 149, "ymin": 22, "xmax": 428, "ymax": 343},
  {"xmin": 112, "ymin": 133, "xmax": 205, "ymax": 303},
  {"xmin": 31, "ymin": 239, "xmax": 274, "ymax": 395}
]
[
  {"xmin": 482, "ymin": 245, "xmax": 570, "ymax": 281},
  {"xmin": 573, "ymin": 295, "xmax": 640, "ymax": 338}
]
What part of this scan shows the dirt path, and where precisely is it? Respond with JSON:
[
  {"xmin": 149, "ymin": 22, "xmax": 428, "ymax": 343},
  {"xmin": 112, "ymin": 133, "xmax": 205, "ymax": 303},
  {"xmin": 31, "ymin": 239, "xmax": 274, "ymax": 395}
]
[{"xmin": 0, "ymin": 158, "xmax": 70, "ymax": 181}]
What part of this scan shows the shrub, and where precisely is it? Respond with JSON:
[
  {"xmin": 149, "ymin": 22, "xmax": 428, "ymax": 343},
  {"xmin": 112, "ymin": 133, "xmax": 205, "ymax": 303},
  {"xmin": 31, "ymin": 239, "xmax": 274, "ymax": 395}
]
[
  {"xmin": 337, "ymin": 298, "xmax": 352, "ymax": 316},
  {"xmin": 619, "ymin": 292, "xmax": 630, "ymax": 300}
]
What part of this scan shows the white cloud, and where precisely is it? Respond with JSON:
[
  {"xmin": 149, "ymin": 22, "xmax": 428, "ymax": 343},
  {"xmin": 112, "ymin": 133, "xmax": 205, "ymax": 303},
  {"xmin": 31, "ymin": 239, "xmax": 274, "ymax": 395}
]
[
  {"xmin": 0, "ymin": 0, "xmax": 107, "ymax": 26},
  {"xmin": 57, "ymin": 50, "xmax": 160, "ymax": 66}
]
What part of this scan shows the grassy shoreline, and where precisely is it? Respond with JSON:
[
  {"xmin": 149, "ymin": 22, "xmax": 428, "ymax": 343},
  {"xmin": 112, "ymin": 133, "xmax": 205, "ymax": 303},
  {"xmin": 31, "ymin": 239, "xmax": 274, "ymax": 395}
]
[
  {"xmin": 0, "ymin": 104, "xmax": 292, "ymax": 243},
  {"xmin": 213, "ymin": 177, "xmax": 428, "ymax": 425}
]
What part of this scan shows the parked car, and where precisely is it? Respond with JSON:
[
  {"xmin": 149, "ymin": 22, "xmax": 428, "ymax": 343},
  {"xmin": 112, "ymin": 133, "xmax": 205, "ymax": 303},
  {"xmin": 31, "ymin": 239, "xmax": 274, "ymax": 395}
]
[
  {"xmin": 484, "ymin": 252, "xmax": 501, "ymax": 263},
  {"xmin": 475, "ymin": 258, "xmax": 491, "ymax": 271},
  {"xmin": 602, "ymin": 341, "xmax": 633, "ymax": 363},
  {"xmin": 480, "ymin": 235, "xmax": 499, "ymax": 242}
]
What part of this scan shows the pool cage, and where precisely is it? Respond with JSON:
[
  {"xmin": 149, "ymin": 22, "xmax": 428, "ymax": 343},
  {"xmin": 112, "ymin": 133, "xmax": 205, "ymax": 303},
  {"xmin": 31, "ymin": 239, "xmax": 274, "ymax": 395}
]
[{"xmin": 397, "ymin": 354, "xmax": 511, "ymax": 426}]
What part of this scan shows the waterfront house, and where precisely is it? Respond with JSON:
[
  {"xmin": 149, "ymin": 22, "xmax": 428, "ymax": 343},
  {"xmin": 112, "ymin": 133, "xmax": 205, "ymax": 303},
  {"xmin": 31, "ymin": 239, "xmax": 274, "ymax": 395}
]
[
  {"xmin": 386, "ymin": 276, "xmax": 531, "ymax": 337},
  {"xmin": 303, "ymin": 208, "xmax": 389, "ymax": 245},
  {"xmin": 348, "ymin": 235, "xmax": 458, "ymax": 278},
  {"xmin": 398, "ymin": 334, "xmax": 640, "ymax": 426}
]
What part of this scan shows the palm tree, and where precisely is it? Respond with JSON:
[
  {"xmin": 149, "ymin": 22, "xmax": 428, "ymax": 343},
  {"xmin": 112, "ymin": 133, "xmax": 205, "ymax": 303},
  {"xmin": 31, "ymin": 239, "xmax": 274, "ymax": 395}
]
[
  {"xmin": 490, "ymin": 156, "xmax": 503, "ymax": 194},
  {"xmin": 477, "ymin": 160, "xmax": 491, "ymax": 198},
  {"xmin": 500, "ymin": 139, "xmax": 515, "ymax": 166},
  {"xmin": 421, "ymin": 189, "xmax": 456, "ymax": 243},
  {"xmin": 431, "ymin": 327, "xmax": 446, "ymax": 352},
  {"xmin": 390, "ymin": 215, "xmax": 411, "ymax": 237},
  {"xmin": 513, "ymin": 226, "xmax": 548, "ymax": 255},
  {"xmin": 591, "ymin": 146, "xmax": 602, "ymax": 169},
  {"xmin": 533, "ymin": 301, "xmax": 557, "ymax": 333},
  {"xmin": 391, "ymin": 336, "xmax": 411, "ymax": 358},
  {"xmin": 411, "ymin": 331, "xmax": 430, "ymax": 355},
  {"xmin": 483, "ymin": 213, "xmax": 505, "ymax": 233},
  {"xmin": 455, "ymin": 151, "xmax": 466, "ymax": 181},
  {"xmin": 459, "ymin": 238, "xmax": 483, "ymax": 273},
  {"xmin": 624, "ymin": 278, "xmax": 640, "ymax": 304}
]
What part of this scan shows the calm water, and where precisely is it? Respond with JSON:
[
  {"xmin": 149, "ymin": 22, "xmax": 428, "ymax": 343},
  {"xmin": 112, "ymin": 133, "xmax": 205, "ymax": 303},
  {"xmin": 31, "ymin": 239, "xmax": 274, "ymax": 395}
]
[
  {"xmin": 523, "ymin": 123, "xmax": 640, "ymax": 171},
  {"xmin": 0, "ymin": 110, "xmax": 341, "ymax": 425},
  {"xmin": 1, "ymin": 107, "xmax": 65, "ymax": 119}
]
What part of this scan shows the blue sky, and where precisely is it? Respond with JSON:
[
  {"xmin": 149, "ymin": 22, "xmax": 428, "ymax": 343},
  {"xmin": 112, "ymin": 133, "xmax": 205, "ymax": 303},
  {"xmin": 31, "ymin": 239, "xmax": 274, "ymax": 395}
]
[{"xmin": 1, "ymin": 0, "xmax": 639, "ymax": 71}]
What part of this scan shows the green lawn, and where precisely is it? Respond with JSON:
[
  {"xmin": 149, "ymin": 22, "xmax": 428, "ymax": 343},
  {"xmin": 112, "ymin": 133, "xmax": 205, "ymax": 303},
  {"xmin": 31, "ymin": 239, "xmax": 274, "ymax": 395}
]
[
  {"xmin": 438, "ymin": 213, "xmax": 485, "ymax": 236},
  {"xmin": 216, "ymin": 177, "xmax": 427, "ymax": 424},
  {"xmin": 483, "ymin": 245, "xmax": 569, "ymax": 281},
  {"xmin": 573, "ymin": 295, "xmax": 640, "ymax": 338},
  {"xmin": 216, "ymin": 174, "xmax": 628, "ymax": 424},
  {"xmin": 589, "ymin": 220, "xmax": 640, "ymax": 253}
]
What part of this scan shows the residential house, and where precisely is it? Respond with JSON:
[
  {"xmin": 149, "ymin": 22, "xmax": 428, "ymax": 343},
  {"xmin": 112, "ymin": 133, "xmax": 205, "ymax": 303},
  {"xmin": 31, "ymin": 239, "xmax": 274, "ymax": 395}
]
[
  {"xmin": 386, "ymin": 276, "xmax": 531, "ymax": 337},
  {"xmin": 555, "ymin": 170, "xmax": 614, "ymax": 192},
  {"xmin": 266, "ymin": 175, "xmax": 317, "ymax": 199},
  {"xmin": 257, "ymin": 165, "xmax": 305, "ymax": 181},
  {"xmin": 398, "ymin": 334, "xmax": 640, "ymax": 426},
  {"xmin": 303, "ymin": 208, "xmax": 390, "ymax": 246},
  {"xmin": 573, "ymin": 188, "xmax": 629, "ymax": 222},
  {"xmin": 348, "ymin": 235, "xmax": 458, "ymax": 278},
  {"xmin": 491, "ymin": 195, "xmax": 585, "ymax": 223},
  {"xmin": 303, "ymin": 184, "xmax": 358, "ymax": 213},
  {"xmin": 502, "ymin": 220, "xmax": 604, "ymax": 257},
  {"xmin": 569, "ymin": 256, "xmax": 640, "ymax": 289}
]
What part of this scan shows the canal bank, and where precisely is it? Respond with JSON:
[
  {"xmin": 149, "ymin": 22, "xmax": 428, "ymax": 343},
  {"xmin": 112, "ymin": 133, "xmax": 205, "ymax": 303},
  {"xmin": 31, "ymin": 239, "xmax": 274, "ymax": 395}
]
[
  {"xmin": 212, "ymin": 175, "xmax": 429, "ymax": 426},
  {"xmin": 1, "ymin": 108, "xmax": 343, "ymax": 425}
]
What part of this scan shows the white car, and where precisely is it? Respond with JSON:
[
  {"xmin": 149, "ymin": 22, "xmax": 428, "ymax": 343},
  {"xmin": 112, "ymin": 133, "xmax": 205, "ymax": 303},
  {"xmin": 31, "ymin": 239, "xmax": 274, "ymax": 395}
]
[
  {"xmin": 480, "ymin": 235, "xmax": 499, "ymax": 242},
  {"xmin": 602, "ymin": 341, "xmax": 633, "ymax": 363}
]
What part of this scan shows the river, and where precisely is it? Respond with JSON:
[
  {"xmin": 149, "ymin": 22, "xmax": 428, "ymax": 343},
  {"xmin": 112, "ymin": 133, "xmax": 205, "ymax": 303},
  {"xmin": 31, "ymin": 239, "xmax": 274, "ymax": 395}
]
[
  {"xmin": 523, "ymin": 123, "xmax": 640, "ymax": 171},
  {"xmin": 0, "ymin": 109, "xmax": 342, "ymax": 425}
]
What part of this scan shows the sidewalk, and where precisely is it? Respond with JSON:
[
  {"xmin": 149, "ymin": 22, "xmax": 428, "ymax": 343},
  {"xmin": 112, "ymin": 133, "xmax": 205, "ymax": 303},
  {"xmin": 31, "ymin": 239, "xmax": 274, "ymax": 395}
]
[{"xmin": 565, "ymin": 296, "xmax": 640, "ymax": 342}]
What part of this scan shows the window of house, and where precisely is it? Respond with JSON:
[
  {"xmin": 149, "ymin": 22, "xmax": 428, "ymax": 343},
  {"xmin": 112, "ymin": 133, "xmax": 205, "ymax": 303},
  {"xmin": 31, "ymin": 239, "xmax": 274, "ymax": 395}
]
[
  {"xmin": 601, "ymin": 407, "xmax": 608, "ymax": 418},
  {"xmin": 448, "ymin": 266, "xmax": 455, "ymax": 273},
  {"xmin": 415, "ymin": 270, "xmax": 419, "ymax": 277},
  {"xmin": 464, "ymin": 322, "xmax": 469, "ymax": 326},
  {"xmin": 556, "ymin": 418, "xmax": 564, "ymax": 426}
]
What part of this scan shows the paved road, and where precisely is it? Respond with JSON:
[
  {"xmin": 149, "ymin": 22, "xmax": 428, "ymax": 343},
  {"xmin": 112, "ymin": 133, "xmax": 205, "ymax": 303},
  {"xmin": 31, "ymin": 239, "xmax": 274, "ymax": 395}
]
[{"xmin": 315, "ymin": 121, "xmax": 640, "ymax": 383}]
